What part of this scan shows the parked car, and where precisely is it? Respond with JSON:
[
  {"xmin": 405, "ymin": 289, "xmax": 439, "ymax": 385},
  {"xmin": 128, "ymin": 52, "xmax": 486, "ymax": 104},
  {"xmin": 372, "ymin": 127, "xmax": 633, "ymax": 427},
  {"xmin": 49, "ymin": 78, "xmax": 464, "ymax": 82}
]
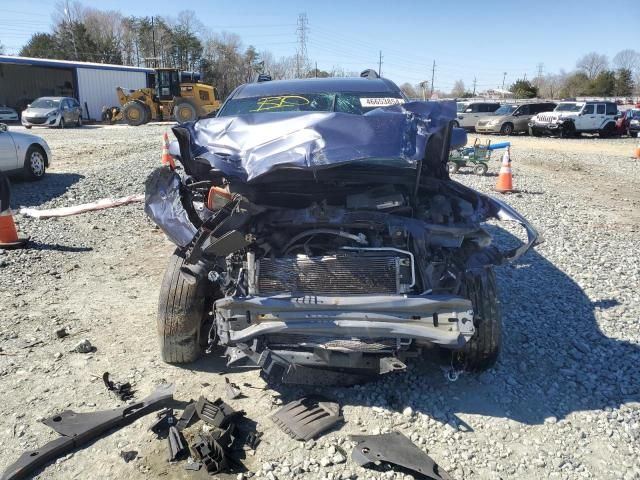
[
  {"xmin": 21, "ymin": 97, "xmax": 83, "ymax": 129},
  {"xmin": 454, "ymin": 102, "xmax": 501, "ymax": 131},
  {"xmin": 528, "ymin": 101, "xmax": 619, "ymax": 138},
  {"xmin": 476, "ymin": 102, "xmax": 557, "ymax": 135},
  {"xmin": 0, "ymin": 106, "xmax": 19, "ymax": 122},
  {"xmin": 144, "ymin": 74, "xmax": 539, "ymax": 384},
  {"xmin": 0, "ymin": 123, "xmax": 52, "ymax": 180}
]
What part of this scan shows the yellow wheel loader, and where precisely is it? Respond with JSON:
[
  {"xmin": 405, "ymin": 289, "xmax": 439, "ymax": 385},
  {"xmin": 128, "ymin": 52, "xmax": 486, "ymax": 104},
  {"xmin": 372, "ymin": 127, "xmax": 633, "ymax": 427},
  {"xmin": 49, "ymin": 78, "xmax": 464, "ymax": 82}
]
[{"xmin": 106, "ymin": 69, "xmax": 220, "ymax": 126}]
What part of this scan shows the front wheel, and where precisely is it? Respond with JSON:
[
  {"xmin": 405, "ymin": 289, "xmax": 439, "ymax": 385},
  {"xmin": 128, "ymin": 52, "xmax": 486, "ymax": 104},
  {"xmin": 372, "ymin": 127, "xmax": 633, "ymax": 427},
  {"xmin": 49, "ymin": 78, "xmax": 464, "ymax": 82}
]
[
  {"xmin": 473, "ymin": 163, "xmax": 488, "ymax": 175},
  {"xmin": 447, "ymin": 161, "xmax": 459, "ymax": 174},
  {"xmin": 500, "ymin": 123, "xmax": 514, "ymax": 135},
  {"xmin": 25, "ymin": 125, "xmax": 32, "ymax": 129},
  {"xmin": 59, "ymin": 118, "xmax": 65, "ymax": 129},
  {"xmin": 452, "ymin": 121, "xmax": 460, "ymax": 128},
  {"xmin": 76, "ymin": 116, "xmax": 82, "ymax": 127},
  {"xmin": 452, "ymin": 268, "xmax": 501, "ymax": 371},
  {"xmin": 23, "ymin": 145, "xmax": 47, "ymax": 180},
  {"xmin": 157, "ymin": 250, "xmax": 214, "ymax": 364}
]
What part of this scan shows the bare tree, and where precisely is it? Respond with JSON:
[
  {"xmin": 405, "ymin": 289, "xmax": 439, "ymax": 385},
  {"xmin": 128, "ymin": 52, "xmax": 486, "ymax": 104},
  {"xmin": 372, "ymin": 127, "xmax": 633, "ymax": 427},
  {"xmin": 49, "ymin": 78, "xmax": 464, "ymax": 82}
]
[
  {"xmin": 576, "ymin": 52, "xmax": 609, "ymax": 79},
  {"xmin": 613, "ymin": 49, "xmax": 640, "ymax": 73},
  {"xmin": 0, "ymin": 41, "xmax": 4, "ymax": 55},
  {"xmin": 538, "ymin": 72, "xmax": 565, "ymax": 99},
  {"xmin": 451, "ymin": 79, "xmax": 465, "ymax": 97},
  {"xmin": 399, "ymin": 82, "xmax": 420, "ymax": 99}
]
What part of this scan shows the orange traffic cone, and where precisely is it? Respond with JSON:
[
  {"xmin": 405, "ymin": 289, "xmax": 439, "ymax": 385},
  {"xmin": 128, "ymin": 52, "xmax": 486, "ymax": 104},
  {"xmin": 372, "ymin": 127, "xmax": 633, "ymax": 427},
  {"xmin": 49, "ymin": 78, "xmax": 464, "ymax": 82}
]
[
  {"xmin": 0, "ymin": 172, "xmax": 29, "ymax": 249},
  {"xmin": 494, "ymin": 148, "xmax": 516, "ymax": 193},
  {"xmin": 161, "ymin": 132, "xmax": 176, "ymax": 169},
  {"xmin": 634, "ymin": 140, "xmax": 640, "ymax": 159}
]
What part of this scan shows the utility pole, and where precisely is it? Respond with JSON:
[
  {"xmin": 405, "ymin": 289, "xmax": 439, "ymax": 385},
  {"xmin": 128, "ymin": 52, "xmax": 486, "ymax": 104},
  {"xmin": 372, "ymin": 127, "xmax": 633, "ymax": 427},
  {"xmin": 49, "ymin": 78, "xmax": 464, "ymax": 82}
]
[
  {"xmin": 502, "ymin": 72, "xmax": 507, "ymax": 90},
  {"xmin": 419, "ymin": 81, "xmax": 428, "ymax": 101},
  {"xmin": 315, "ymin": 61, "xmax": 318, "ymax": 78},
  {"xmin": 430, "ymin": 60, "xmax": 436, "ymax": 96},
  {"xmin": 536, "ymin": 62, "xmax": 544, "ymax": 87},
  {"xmin": 151, "ymin": 16, "xmax": 157, "ymax": 68},
  {"xmin": 472, "ymin": 77, "xmax": 477, "ymax": 96},
  {"xmin": 378, "ymin": 51, "xmax": 383, "ymax": 77},
  {"xmin": 295, "ymin": 13, "xmax": 308, "ymax": 78}
]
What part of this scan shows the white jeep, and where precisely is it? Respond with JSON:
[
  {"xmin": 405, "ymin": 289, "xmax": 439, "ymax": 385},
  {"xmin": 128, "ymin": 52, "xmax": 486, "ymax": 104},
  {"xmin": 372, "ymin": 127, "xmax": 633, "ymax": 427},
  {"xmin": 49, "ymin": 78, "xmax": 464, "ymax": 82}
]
[{"xmin": 528, "ymin": 101, "xmax": 619, "ymax": 138}]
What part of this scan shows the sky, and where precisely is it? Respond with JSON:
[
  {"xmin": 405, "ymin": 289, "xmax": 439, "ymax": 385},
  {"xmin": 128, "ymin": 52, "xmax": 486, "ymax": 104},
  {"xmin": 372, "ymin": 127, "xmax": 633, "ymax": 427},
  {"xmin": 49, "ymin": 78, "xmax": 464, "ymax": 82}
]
[{"xmin": 1, "ymin": 0, "xmax": 639, "ymax": 93}]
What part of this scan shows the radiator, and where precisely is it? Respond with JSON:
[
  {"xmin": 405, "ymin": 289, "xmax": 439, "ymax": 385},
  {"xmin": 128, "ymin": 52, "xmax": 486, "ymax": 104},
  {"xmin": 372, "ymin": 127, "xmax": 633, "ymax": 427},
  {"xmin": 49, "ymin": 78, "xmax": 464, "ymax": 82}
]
[{"xmin": 253, "ymin": 250, "xmax": 413, "ymax": 296}]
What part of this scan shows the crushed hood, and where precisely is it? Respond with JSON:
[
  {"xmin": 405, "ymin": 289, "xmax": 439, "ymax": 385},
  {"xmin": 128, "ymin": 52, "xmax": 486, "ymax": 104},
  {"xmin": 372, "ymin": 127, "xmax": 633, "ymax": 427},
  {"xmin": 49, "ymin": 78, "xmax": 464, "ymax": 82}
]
[{"xmin": 172, "ymin": 101, "xmax": 464, "ymax": 182}]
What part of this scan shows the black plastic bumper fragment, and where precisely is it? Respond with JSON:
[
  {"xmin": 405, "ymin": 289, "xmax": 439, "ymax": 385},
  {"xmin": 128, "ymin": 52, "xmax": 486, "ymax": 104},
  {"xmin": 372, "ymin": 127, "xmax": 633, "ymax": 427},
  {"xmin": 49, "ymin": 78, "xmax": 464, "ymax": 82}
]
[
  {"xmin": 1, "ymin": 383, "xmax": 174, "ymax": 480},
  {"xmin": 271, "ymin": 397, "xmax": 343, "ymax": 441},
  {"xmin": 351, "ymin": 431, "xmax": 453, "ymax": 480}
]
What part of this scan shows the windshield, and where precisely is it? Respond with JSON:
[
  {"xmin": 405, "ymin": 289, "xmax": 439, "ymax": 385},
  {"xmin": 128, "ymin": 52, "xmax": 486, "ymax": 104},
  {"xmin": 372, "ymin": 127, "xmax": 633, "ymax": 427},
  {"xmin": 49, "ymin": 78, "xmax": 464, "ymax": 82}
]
[
  {"xmin": 494, "ymin": 105, "xmax": 517, "ymax": 115},
  {"xmin": 555, "ymin": 103, "xmax": 582, "ymax": 112},
  {"xmin": 219, "ymin": 92, "xmax": 405, "ymax": 116},
  {"xmin": 30, "ymin": 98, "xmax": 60, "ymax": 109},
  {"xmin": 456, "ymin": 103, "xmax": 469, "ymax": 112}
]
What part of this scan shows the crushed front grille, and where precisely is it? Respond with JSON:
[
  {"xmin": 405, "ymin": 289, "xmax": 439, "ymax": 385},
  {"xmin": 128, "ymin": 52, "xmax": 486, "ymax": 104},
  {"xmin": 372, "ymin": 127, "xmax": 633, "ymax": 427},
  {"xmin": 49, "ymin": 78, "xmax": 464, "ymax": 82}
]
[{"xmin": 255, "ymin": 253, "xmax": 404, "ymax": 295}]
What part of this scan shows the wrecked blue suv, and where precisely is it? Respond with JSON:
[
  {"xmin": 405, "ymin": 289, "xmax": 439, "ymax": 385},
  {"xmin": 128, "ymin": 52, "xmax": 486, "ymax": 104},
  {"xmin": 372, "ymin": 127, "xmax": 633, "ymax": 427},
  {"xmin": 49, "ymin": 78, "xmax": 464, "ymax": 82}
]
[{"xmin": 145, "ymin": 74, "xmax": 538, "ymax": 385}]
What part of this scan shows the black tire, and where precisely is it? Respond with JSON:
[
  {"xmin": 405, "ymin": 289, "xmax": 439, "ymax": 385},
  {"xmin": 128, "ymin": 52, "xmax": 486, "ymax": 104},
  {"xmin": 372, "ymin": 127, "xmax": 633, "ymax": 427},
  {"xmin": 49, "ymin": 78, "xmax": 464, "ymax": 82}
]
[
  {"xmin": 447, "ymin": 161, "xmax": 459, "ymax": 174},
  {"xmin": 158, "ymin": 250, "xmax": 212, "ymax": 363},
  {"xmin": 59, "ymin": 117, "xmax": 65, "ymax": 129},
  {"xmin": 453, "ymin": 268, "xmax": 501, "ymax": 371},
  {"xmin": 500, "ymin": 123, "xmax": 514, "ymax": 135},
  {"xmin": 123, "ymin": 101, "xmax": 147, "ymax": 126},
  {"xmin": 174, "ymin": 101, "xmax": 198, "ymax": 123},
  {"xmin": 599, "ymin": 122, "xmax": 615, "ymax": 138},
  {"xmin": 452, "ymin": 120, "xmax": 460, "ymax": 128},
  {"xmin": 23, "ymin": 145, "xmax": 47, "ymax": 180},
  {"xmin": 25, "ymin": 125, "xmax": 32, "ymax": 129},
  {"xmin": 76, "ymin": 116, "xmax": 82, "ymax": 128},
  {"xmin": 473, "ymin": 163, "xmax": 488, "ymax": 175},
  {"xmin": 559, "ymin": 122, "xmax": 574, "ymax": 138}
]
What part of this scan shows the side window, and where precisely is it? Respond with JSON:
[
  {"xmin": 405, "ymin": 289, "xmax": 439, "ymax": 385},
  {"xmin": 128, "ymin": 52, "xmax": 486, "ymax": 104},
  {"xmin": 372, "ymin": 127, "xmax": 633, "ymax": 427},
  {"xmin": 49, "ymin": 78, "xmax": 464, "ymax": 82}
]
[
  {"xmin": 518, "ymin": 105, "xmax": 530, "ymax": 115},
  {"xmin": 596, "ymin": 104, "xmax": 606, "ymax": 115},
  {"xmin": 487, "ymin": 104, "xmax": 500, "ymax": 112},
  {"xmin": 583, "ymin": 104, "xmax": 594, "ymax": 114},
  {"xmin": 478, "ymin": 104, "xmax": 491, "ymax": 113},
  {"xmin": 471, "ymin": 104, "xmax": 481, "ymax": 113},
  {"xmin": 199, "ymin": 90, "xmax": 210, "ymax": 101},
  {"xmin": 605, "ymin": 103, "xmax": 617, "ymax": 115}
]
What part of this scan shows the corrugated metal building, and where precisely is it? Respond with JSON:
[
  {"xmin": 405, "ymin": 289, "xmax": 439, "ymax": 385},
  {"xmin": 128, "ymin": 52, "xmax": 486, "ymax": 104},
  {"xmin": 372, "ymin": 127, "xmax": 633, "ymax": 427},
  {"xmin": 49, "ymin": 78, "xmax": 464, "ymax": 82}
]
[{"xmin": 0, "ymin": 56, "xmax": 154, "ymax": 120}]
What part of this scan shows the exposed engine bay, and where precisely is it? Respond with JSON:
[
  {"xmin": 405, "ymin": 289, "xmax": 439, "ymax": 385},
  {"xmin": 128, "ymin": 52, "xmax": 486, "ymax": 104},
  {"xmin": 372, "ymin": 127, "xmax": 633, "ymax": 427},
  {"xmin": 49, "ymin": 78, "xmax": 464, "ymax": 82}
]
[{"xmin": 145, "ymin": 101, "xmax": 539, "ymax": 384}]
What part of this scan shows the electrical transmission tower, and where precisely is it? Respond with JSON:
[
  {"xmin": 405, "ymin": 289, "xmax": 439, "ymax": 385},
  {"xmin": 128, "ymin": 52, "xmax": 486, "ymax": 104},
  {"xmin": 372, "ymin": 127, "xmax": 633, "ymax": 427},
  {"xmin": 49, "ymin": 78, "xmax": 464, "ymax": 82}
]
[
  {"xmin": 296, "ymin": 13, "xmax": 308, "ymax": 78},
  {"xmin": 536, "ymin": 63, "xmax": 544, "ymax": 86}
]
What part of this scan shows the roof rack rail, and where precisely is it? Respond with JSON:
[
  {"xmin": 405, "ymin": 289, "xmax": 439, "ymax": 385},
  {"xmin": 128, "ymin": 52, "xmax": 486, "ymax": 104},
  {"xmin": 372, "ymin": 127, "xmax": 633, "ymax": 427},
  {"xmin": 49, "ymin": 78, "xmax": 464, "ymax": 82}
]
[{"xmin": 360, "ymin": 69, "xmax": 379, "ymax": 79}]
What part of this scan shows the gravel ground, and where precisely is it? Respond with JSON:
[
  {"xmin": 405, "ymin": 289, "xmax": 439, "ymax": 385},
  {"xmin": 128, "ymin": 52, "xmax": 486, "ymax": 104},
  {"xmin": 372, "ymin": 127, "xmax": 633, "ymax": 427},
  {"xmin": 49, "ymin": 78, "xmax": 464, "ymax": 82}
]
[{"xmin": 1, "ymin": 125, "xmax": 639, "ymax": 480}]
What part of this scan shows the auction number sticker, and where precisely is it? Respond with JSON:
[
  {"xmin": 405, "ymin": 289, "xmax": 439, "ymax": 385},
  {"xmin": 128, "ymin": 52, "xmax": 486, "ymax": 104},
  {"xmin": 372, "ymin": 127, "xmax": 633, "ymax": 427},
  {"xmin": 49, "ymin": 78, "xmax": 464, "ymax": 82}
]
[{"xmin": 359, "ymin": 97, "xmax": 406, "ymax": 107}]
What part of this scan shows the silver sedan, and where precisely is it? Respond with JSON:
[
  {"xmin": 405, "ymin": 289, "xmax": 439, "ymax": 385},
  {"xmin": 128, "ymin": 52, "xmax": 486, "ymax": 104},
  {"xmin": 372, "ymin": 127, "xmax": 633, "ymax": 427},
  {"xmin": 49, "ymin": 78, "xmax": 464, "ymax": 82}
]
[
  {"xmin": 21, "ymin": 96, "xmax": 83, "ymax": 129},
  {"xmin": 0, "ymin": 124, "xmax": 52, "ymax": 180}
]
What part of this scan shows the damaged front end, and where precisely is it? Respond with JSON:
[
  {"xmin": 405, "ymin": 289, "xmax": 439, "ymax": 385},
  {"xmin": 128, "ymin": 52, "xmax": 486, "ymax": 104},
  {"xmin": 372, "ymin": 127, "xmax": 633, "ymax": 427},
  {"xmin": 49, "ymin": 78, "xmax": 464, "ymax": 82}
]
[{"xmin": 145, "ymin": 101, "xmax": 539, "ymax": 384}]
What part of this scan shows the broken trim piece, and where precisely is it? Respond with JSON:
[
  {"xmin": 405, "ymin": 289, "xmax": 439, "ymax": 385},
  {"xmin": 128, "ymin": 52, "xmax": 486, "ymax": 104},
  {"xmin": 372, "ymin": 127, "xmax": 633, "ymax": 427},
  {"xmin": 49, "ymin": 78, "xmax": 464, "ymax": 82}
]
[
  {"xmin": 1, "ymin": 384, "xmax": 174, "ymax": 480},
  {"xmin": 351, "ymin": 431, "xmax": 453, "ymax": 480},
  {"xmin": 271, "ymin": 397, "xmax": 343, "ymax": 441}
]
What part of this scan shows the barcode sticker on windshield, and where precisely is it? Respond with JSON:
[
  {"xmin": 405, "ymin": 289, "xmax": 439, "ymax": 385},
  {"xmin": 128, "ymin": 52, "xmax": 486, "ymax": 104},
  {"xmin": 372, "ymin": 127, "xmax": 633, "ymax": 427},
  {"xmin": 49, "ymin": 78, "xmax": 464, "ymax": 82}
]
[{"xmin": 359, "ymin": 97, "xmax": 406, "ymax": 107}]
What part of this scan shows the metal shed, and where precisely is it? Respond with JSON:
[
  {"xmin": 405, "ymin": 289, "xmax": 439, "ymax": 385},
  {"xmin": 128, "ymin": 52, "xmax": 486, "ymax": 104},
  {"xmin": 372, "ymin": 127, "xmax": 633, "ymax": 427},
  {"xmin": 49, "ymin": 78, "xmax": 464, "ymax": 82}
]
[{"xmin": 0, "ymin": 56, "xmax": 153, "ymax": 121}]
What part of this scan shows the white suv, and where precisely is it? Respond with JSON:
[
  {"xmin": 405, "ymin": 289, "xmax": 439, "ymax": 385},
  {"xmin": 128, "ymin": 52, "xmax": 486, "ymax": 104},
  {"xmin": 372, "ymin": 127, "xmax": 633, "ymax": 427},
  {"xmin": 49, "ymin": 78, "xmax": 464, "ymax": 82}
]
[{"xmin": 529, "ymin": 101, "xmax": 619, "ymax": 138}]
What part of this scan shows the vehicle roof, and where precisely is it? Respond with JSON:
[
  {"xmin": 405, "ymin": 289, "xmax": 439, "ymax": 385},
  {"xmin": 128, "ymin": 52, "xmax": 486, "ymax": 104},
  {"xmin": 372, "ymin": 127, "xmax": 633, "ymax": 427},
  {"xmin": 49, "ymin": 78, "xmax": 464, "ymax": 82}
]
[
  {"xmin": 231, "ymin": 77, "xmax": 403, "ymax": 99},
  {"xmin": 33, "ymin": 96, "xmax": 71, "ymax": 101}
]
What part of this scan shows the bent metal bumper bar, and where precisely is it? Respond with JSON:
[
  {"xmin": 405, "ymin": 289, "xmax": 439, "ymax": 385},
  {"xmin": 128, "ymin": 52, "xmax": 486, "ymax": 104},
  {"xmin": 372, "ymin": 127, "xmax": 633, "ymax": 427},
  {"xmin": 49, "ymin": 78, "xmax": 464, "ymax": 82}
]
[{"xmin": 216, "ymin": 294, "xmax": 475, "ymax": 348}]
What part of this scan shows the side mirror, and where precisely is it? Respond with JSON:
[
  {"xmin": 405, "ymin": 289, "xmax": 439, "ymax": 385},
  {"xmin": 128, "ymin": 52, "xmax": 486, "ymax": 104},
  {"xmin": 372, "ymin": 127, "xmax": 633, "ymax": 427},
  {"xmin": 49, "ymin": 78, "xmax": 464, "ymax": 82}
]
[
  {"xmin": 0, "ymin": 123, "xmax": 7, "ymax": 132},
  {"xmin": 464, "ymin": 108, "xmax": 472, "ymax": 113}
]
